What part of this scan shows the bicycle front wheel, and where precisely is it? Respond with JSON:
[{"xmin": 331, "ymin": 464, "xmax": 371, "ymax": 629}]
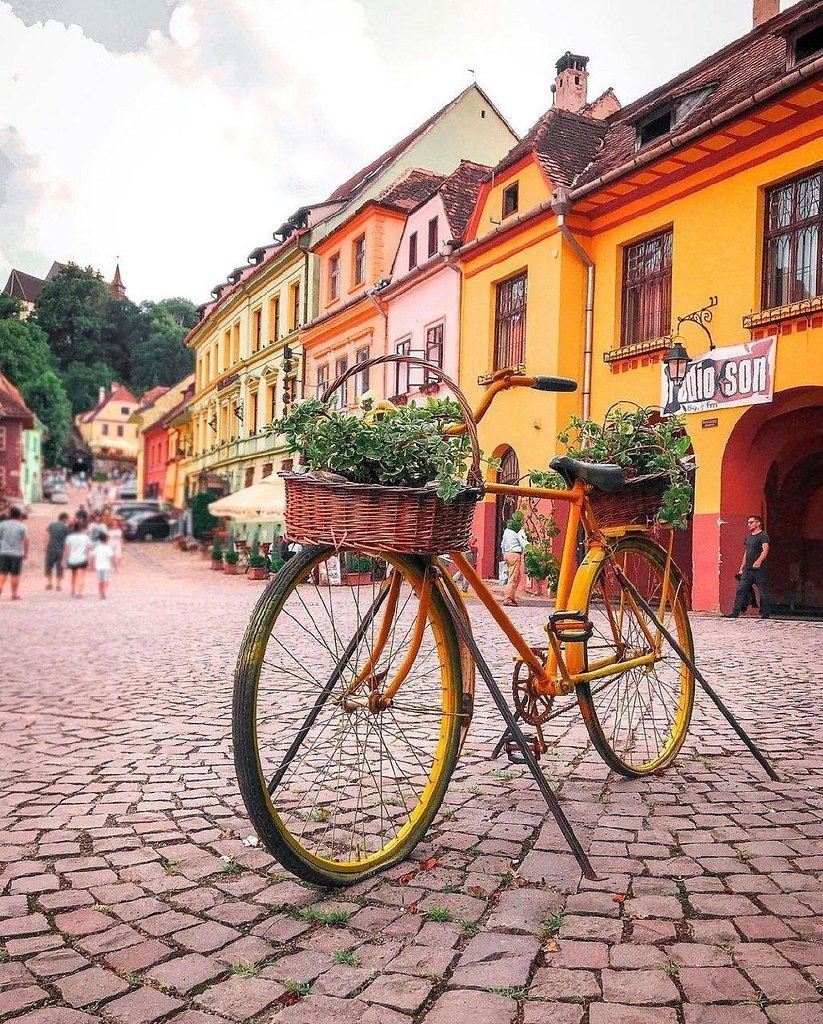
[
  {"xmin": 233, "ymin": 545, "xmax": 463, "ymax": 886},
  {"xmin": 572, "ymin": 535, "xmax": 694, "ymax": 776}
]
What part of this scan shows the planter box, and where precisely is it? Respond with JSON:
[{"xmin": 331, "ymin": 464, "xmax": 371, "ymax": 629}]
[
  {"xmin": 344, "ymin": 572, "xmax": 374, "ymax": 586},
  {"xmin": 247, "ymin": 566, "xmax": 269, "ymax": 581},
  {"xmin": 223, "ymin": 563, "xmax": 239, "ymax": 575},
  {"xmin": 211, "ymin": 559, "xmax": 224, "ymax": 571}
]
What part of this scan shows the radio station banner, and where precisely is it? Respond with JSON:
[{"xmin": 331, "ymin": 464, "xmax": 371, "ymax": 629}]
[{"xmin": 661, "ymin": 336, "xmax": 776, "ymax": 416}]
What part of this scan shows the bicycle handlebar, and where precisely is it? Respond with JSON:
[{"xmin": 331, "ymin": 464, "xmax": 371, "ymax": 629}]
[{"xmin": 447, "ymin": 372, "xmax": 578, "ymax": 433}]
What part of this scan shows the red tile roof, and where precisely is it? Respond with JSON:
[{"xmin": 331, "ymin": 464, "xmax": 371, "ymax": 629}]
[
  {"xmin": 0, "ymin": 373, "xmax": 35, "ymax": 427},
  {"xmin": 80, "ymin": 384, "xmax": 138, "ymax": 422},
  {"xmin": 139, "ymin": 386, "xmax": 169, "ymax": 408},
  {"xmin": 438, "ymin": 160, "xmax": 493, "ymax": 240},
  {"xmin": 492, "ymin": 107, "xmax": 607, "ymax": 189},
  {"xmin": 3, "ymin": 269, "xmax": 47, "ymax": 303},
  {"xmin": 377, "ymin": 168, "xmax": 445, "ymax": 212},
  {"xmin": 573, "ymin": 0, "xmax": 822, "ymax": 189}
]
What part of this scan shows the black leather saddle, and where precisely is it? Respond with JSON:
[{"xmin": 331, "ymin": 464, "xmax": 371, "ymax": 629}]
[{"xmin": 550, "ymin": 455, "xmax": 625, "ymax": 493}]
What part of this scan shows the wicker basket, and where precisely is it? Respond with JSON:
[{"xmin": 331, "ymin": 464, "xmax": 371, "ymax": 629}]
[
  {"xmin": 588, "ymin": 470, "xmax": 670, "ymax": 528},
  {"xmin": 283, "ymin": 354, "xmax": 484, "ymax": 555}
]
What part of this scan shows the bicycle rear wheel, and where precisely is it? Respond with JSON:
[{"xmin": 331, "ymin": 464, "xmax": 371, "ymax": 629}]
[
  {"xmin": 573, "ymin": 535, "xmax": 694, "ymax": 776},
  {"xmin": 233, "ymin": 545, "xmax": 463, "ymax": 886}
]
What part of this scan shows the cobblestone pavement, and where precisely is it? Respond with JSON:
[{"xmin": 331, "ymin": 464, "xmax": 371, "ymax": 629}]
[{"xmin": 1, "ymin": 503, "xmax": 821, "ymax": 1024}]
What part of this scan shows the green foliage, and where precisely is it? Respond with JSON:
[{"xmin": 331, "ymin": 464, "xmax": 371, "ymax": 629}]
[
  {"xmin": 188, "ymin": 491, "xmax": 220, "ymax": 539},
  {"xmin": 521, "ymin": 498, "xmax": 560, "ymax": 584},
  {"xmin": 273, "ymin": 397, "xmax": 474, "ymax": 501},
  {"xmin": 130, "ymin": 298, "xmax": 196, "ymax": 392},
  {"xmin": 0, "ymin": 316, "xmax": 71, "ymax": 464},
  {"xmin": 211, "ymin": 545, "xmax": 224, "ymax": 560},
  {"xmin": 506, "ymin": 509, "xmax": 524, "ymax": 531},
  {"xmin": 32, "ymin": 263, "xmax": 111, "ymax": 370},
  {"xmin": 248, "ymin": 553, "xmax": 267, "ymax": 568},
  {"xmin": 269, "ymin": 551, "xmax": 285, "ymax": 572},
  {"xmin": 344, "ymin": 552, "xmax": 373, "ymax": 574},
  {"xmin": 224, "ymin": 550, "xmax": 240, "ymax": 565},
  {"xmin": 554, "ymin": 406, "xmax": 694, "ymax": 529},
  {"xmin": 62, "ymin": 360, "xmax": 115, "ymax": 415},
  {"xmin": 0, "ymin": 294, "xmax": 22, "ymax": 319},
  {"xmin": 422, "ymin": 907, "xmax": 453, "ymax": 922},
  {"xmin": 298, "ymin": 907, "xmax": 352, "ymax": 926},
  {"xmin": 332, "ymin": 949, "xmax": 360, "ymax": 966}
]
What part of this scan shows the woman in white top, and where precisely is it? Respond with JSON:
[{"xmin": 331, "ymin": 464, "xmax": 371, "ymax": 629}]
[
  {"xmin": 106, "ymin": 516, "xmax": 123, "ymax": 570},
  {"xmin": 500, "ymin": 515, "xmax": 528, "ymax": 607},
  {"xmin": 64, "ymin": 520, "xmax": 93, "ymax": 598}
]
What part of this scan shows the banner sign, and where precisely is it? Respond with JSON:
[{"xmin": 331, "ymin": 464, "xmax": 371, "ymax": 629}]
[{"xmin": 661, "ymin": 336, "xmax": 776, "ymax": 416}]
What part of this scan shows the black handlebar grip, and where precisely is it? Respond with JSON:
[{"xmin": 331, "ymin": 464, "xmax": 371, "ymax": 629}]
[{"xmin": 532, "ymin": 376, "xmax": 578, "ymax": 393}]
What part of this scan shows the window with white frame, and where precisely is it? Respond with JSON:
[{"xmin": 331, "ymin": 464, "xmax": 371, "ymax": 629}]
[
  {"xmin": 394, "ymin": 338, "xmax": 411, "ymax": 395},
  {"xmin": 354, "ymin": 346, "xmax": 370, "ymax": 397},
  {"xmin": 329, "ymin": 254, "xmax": 340, "ymax": 300},
  {"xmin": 427, "ymin": 217, "xmax": 439, "ymax": 258},
  {"xmin": 333, "ymin": 356, "xmax": 349, "ymax": 407},
  {"xmin": 425, "ymin": 323, "xmax": 444, "ymax": 383},
  {"xmin": 316, "ymin": 364, "xmax": 329, "ymax": 400},
  {"xmin": 353, "ymin": 236, "xmax": 366, "ymax": 285}
]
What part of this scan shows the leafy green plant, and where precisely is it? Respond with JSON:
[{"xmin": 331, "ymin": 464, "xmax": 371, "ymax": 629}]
[
  {"xmin": 332, "ymin": 949, "xmax": 361, "ymax": 966},
  {"xmin": 533, "ymin": 405, "xmax": 694, "ymax": 529},
  {"xmin": 189, "ymin": 491, "xmax": 220, "ymax": 539},
  {"xmin": 272, "ymin": 396, "xmax": 476, "ymax": 501},
  {"xmin": 210, "ymin": 544, "xmax": 223, "ymax": 560},
  {"xmin": 283, "ymin": 980, "xmax": 313, "ymax": 996},
  {"xmin": 248, "ymin": 553, "xmax": 268, "ymax": 568},
  {"xmin": 229, "ymin": 961, "xmax": 260, "ymax": 977},
  {"xmin": 422, "ymin": 907, "xmax": 453, "ymax": 922},
  {"xmin": 298, "ymin": 907, "xmax": 352, "ymax": 926},
  {"xmin": 269, "ymin": 551, "xmax": 285, "ymax": 572},
  {"xmin": 223, "ymin": 550, "xmax": 240, "ymax": 565}
]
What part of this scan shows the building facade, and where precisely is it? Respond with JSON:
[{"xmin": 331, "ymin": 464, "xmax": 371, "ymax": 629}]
[
  {"xmin": 76, "ymin": 384, "xmax": 140, "ymax": 472},
  {"xmin": 0, "ymin": 373, "xmax": 35, "ymax": 500}
]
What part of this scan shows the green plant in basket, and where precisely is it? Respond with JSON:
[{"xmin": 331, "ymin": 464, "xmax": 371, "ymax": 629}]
[
  {"xmin": 530, "ymin": 405, "xmax": 694, "ymax": 529},
  {"xmin": 272, "ymin": 396, "xmax": 476, "ymax": 501}
]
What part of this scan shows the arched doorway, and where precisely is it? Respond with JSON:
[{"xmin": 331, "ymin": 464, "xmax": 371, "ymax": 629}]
[
  {"xmin": 720, "ymin": 387, "xmax": 823, "ymax": 616},
  {"xmin": 494, "ymin": 447, "xmax": 520, "ymax": 568}
]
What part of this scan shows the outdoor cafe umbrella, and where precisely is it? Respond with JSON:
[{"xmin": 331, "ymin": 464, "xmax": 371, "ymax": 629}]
[{"xmin": 207, "ymin": 474, "xmax": 286, "ymax": 523}]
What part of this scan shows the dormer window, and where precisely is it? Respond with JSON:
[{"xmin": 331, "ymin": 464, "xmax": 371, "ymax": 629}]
[
  {"xmin": 794, "ymin": 23, "xmax": 823, "ymax": 64},
  {"xmin": 503, "ymin": 183, "xmax": 519, "ymax": 218},
  {"xmin": 637, "ymin": 109, "xmax": 673, "ymax": 148}
]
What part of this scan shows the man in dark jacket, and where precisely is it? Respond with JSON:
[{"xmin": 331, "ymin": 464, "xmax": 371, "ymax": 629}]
[{"xmin": 728, "ymin": 515, "xmax": 771, "ymax": 619}]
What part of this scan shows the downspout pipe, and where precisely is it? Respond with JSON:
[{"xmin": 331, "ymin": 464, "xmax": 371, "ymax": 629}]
[{"xmin": 551, "ymin": 189, "xmax": 594, "ymax": 420}]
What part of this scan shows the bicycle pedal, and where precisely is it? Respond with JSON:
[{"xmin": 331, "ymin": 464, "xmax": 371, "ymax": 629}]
[
  {"xmin": 547, "ymin": 611, "xmax": 594, "ymax": 644},
  {"xmin": 504, "ymin": 734, "xmax": 545, "ymax": 763}
]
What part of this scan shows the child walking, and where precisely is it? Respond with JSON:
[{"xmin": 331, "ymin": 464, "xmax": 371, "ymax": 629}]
[{"xmin": 92, "ymin": 530, "xmax": 115, "ymax": 600}]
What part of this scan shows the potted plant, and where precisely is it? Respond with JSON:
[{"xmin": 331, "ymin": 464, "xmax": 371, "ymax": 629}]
[
  {"xmin": 343, "ymin": 551, "xmax": 374, "ymax": 586},
  {"xmin": 532, "ymin": 406, "xmax": 694, "ymax": 530},
  {"xmin": 269, "ymin": 550, "xmax": 285, "ymax": 575},
  {"xmin": 522, "ymin": 501, "xmax": 560, "ymax": 597},
  {"xmin": 223, "ymin": 549, "xmax": 240, "ymax": 575},
  {"xmin": 210, "ymin": 544, "xmax": 224, "ymax": 570},
  {"xmin": 247, "ymin": 553, "xmax": 269, "ymax": 580}
]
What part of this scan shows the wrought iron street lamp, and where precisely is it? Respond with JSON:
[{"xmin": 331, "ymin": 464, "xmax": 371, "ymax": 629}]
[{"xmin": 663, "ymin": 337, "xmax": 690, "ymax": 386}]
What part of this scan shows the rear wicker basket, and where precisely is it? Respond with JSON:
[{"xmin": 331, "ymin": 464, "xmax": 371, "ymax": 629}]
[
  {"xmin": 588, "ymin": 470, "xmax": 670, "ymax": 528},
  {"xmin": 283, "ymin": 473, "xmax": 480, "ymax": 555},
  {"xmin": 282, "ymin": 353, "xmax": 484, "ymax": 555}
]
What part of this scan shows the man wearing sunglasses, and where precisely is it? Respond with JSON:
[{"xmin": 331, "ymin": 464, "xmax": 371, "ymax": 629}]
[{"xmin": 727, "ymin": 515, "xmax": 771, "ymax": 619}]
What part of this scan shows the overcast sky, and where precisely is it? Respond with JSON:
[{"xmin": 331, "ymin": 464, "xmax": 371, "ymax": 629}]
[{"xmin": 0, "ymin": 0, "xmax": 803, "ymax": 305}]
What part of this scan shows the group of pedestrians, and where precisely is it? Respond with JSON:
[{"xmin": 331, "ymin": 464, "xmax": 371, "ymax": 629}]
[{"xmin": 45, "ymin": 507, "xmax": 122, "ymax": 599}]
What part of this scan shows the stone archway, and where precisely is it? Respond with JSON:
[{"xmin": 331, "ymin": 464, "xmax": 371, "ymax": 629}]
[{"xmin": 719, "ymin": 387, "xmax": 823, "ymax": 616}]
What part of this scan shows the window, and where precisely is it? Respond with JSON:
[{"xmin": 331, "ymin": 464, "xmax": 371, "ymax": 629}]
[
  {"xmin": 232, "ymin": 322, "xmax": 240, "ymax": 362},
  {"xmin": 102, "ymin": 424, "xmax": 109, "ymax": 436},
  {"xmin": 117, "ymin": 425, "xmax": 124, "ymax": 437},
  {"xmin": 637, "ymin": 109, "xmax": 673, "ymax": 149},
  {"xmin": 329, "ymin": 254, "xmax": 341, "ymax": 300},
  {"xmin": 316, "ymin": 363, "xmax": 329, "ymax": 400},
  {"xmin": 503, "ymin": 183, "xmax": 519, "ymax": 218},
  {"xmin": 120, "ymin": 406, "xmax": 129, "ymax": 415},
  {"xmin": 353, "ymin": 236, "xmax": 366, "ymax": 285},
  {"xmin": 270, "ymin": 294, "xmax": 280, "ymax": 343},
  {"xmin": 494, "ymin": 272, "xmax": 527, "ymax": 370},
  {"xmin": 621, "ymin": 229, "xmax": 673, "ymax": 346},
  {"xmin": 427, "ymin": 217, "xmax": 439, "ymax": 258},
  {"xmin": 395, "ymin": 338, "xmax": 411, "ymax": 395},
  {"xmin": 245, "ymin": 467, "xmax": 254, "ymax": 488},
  {"xmin": 204, "ymin": 351, "xmax": 210, "ymax": 382},
  {"xmin": 763, "ymin": 167, "xmax": 822, "ymax": 309},
  {"xmin": 223, "ymin": 329, "xmax": 230, "ymax": 370},
  {"xmin": 266, "ymin": 381, "xmax": 277, "ymax": 422},
  {"xmin": 252, "ymin": 308, "xmax": 262, "ymax": 353},
  {"xmin": 354, "ymin": 346, "xmax": 370, "ymax": 396},
  {"xmin": 425, "ymin": 323, "xmax": 444, "ymax": 382},
  {"xmin": 334, "ymin": 356, "xmax": 349, "ymax": 407},
  {"xmin": 249, "ymin": 390, "xmax": 259, "ymax": 434},
  {"xmin": 290, "ymin": 282, "xmax": 300, "ymax": 330},
  {"xmin": 408, "ymin": 231, "xmax": 418, "ymax": 270},
  {"xmin": 795, "ymin": 23, "xmax": 823, "ymax": 64}
]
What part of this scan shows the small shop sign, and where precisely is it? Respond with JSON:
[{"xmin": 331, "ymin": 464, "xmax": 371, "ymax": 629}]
[{"xmin": 661, "ymin": 336, "xmax": 776, "ymax": 416}]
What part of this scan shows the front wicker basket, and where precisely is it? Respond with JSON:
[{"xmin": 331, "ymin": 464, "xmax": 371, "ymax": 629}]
[
  {"xmin": 283, "ymin": 473, "xmax": 480, "ymax": 555},
  {"xmin": 588, "ymin": 471, "xmax": 670, "ymax": 528}
]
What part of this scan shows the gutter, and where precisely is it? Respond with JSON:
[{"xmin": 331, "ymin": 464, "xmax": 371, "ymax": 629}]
[
  {"xmin": 570, "ymin": 51, "xmax": 823, "ymax": 201},
  {"xmin": 552, "ymin": 190, "xmax": 594, "ymax": 420}
]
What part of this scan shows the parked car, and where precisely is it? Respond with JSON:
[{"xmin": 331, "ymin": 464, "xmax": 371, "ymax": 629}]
[
  {"xmin": 119, "ymin": 480, "xmax": 138, "ymax": 500},
  {"xmin": 123, "ymin": 509, "xmax": 175, "ymax": 542},
  {"xmin": 50, "ymin": 486, "xmax": 68, "ymax": 505}
]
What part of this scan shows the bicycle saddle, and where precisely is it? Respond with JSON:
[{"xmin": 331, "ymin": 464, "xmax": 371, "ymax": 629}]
[{"xmin": 549, "ymin": 455, "xmax": 625, "ymax": 493}]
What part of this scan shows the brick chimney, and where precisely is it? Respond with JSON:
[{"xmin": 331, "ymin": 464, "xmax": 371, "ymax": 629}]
[
  {"xmin": 753, "ymin": 0, "xmax": 779, "ymax": 27},
  {"xmin": 553, "ymin": 52, "xmax": 589, "ymax": 113}
]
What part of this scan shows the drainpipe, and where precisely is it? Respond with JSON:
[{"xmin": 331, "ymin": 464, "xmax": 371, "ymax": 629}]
[
  {"xmin": 366, "ymin": 286, "xmax": 389, "ymax": 395},
  {"xmin": 551, "ymin": 189, "xmax": 594, "ymax": 420}
]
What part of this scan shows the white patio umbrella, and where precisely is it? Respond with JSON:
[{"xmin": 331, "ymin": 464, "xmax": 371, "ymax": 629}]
[{"xmin": 207, "ymin": 474, "xmax": 286, "ymax": 523}]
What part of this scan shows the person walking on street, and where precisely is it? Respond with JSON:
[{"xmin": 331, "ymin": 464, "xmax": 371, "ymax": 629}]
[
  {"xmin": 107, "ymin": 516, "xmax": 123, "ymax": 570},
  {"xmin": 91, "ymin": 530, "xmax": 115, "ymax": 600},
  {"xmin": 728, "ymin": 514, "xmax": 772, "ymax": 619},
  {"xmin": 501, "ymin": 513, "xmax": 527, "ymax": 607},
  {"xmin": 0, "ymin": 506, "xmax": 29, "ymax": 600},
  {"xmin": 65, "ymin": 519, "xmax": 93, "ymax": 598},
  {"xmin": 45, "ymin": 511, "xmax": 70, "ymax": 591}
]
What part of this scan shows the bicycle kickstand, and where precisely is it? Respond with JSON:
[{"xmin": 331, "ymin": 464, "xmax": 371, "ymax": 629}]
[{"xmin": 438, "ymin": 584, "xmax": 599, "ymax": 881}]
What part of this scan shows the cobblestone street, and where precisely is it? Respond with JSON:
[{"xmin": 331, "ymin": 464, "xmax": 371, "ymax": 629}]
[{"xmin": 1, "ymin": 504, "xmax": 822, "ymax": 1024}]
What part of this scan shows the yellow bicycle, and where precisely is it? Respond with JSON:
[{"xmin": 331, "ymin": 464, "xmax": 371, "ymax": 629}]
[{"xmin": 232, "ymin": 362, "xmax": 702, "ymax": 886}]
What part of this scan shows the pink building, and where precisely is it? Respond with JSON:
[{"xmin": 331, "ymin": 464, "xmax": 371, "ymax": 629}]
[{"xmin": 382, "ymin": 162, "xmax": 490, "ymax": 402}]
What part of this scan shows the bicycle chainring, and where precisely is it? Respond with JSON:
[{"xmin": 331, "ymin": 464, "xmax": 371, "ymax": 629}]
[{"xmin": 512, "ymin": 651, "xmax": 554, "ymax": 725}]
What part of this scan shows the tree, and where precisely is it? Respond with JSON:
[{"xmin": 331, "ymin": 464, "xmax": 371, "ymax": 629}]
[
  {"xmin": 32, "ymin": 263, "xmax": 111, "ymax": 370},
  {"xmin": 62, "ymin": 361, "xmax": 115, "ymax": 416},
  {"xmin": 130, "ymin": 300, "xmax": 195, "ymax": 392},
  {"xmin": 0, "ymin": 293, "xmax": 23, "ymax": 320},
  {"xmin": 100, "ymin": 297, "xmax": 143, "ymax": 384},
  {"xmin": 0, "ymin": 317, "xmax": 71, "ymax": 464}
]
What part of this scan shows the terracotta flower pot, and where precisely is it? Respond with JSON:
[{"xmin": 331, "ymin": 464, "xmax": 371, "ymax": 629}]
[
  {"xmin": 247, "ymin": 566, "xmax": 269, "ymax": 581},
  {"xmin": 211, "ymin": 559, "xmax": 224, "ymax": 571},
  {"xmin": 223, "ymin": 563, "xmax": 239, "ymax": 575}
]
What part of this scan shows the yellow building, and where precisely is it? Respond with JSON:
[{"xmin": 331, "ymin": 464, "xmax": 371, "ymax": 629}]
[
  {"xmin": 184, "ymin": 85, "xmax": 518, "ymax": 508},
  {"xmin": 76, "ymin": 383, "xmax": 140, "ymax": 470},
  {"xmin": 460, "ymin": 1, "xmax": 823, "ymax": 614}
]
